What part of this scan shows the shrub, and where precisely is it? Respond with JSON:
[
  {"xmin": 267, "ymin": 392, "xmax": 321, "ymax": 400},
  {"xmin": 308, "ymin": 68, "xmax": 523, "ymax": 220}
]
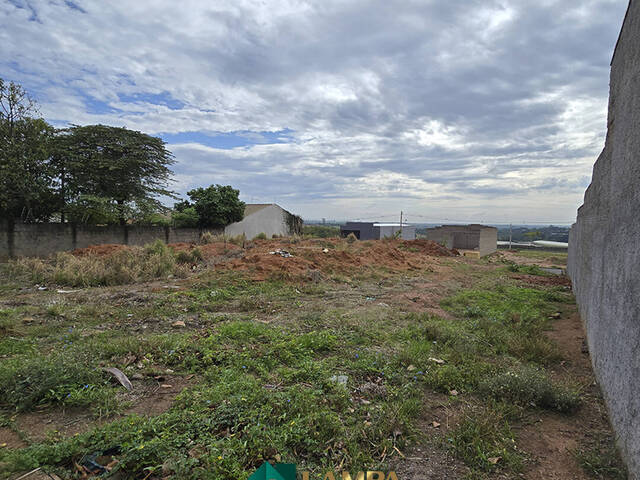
[
  {"xmin": 0, "ymin": 354, "xmax": 105, "ymax": 411},
  {"xmin": 478, "ymin": 366, "xmax": 580, "ymax": 413},
  {"xmin": 346, "ymin": 232, "xmax": 358, "ymax": 244},
  {"xmin": 447, "ymin": 404, "xmax": 523, "ymax": 472},
  {"xmin": 253, "ymin": 232, "xmax": 267, "ymax": 240},
  {"xmin": 8, "ymin": 241, "xmax": 189, "ymax": 287}
]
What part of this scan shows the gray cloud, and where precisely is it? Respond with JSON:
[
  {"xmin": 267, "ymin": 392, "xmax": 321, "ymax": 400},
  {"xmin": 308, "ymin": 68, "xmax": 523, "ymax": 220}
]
[{"xmin": 0, "ymin": 0, "xmax": 629, "ymax": 222}]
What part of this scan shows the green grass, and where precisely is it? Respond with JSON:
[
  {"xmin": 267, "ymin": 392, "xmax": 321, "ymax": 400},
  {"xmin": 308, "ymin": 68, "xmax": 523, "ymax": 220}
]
[
  {"xmin": 0, "ymin": 260, "xmax": 594, "ymax": 478},
  {"xmin": 446, "ymin": 403, "xmax": 524, "ymax": 473},
  {"xmin": 508, "ymin": 249, "xmax": 567, "ymax": 266},
  {"xmin": 574, "ymin": 433, "xmax": 628, "ymax": 480}
]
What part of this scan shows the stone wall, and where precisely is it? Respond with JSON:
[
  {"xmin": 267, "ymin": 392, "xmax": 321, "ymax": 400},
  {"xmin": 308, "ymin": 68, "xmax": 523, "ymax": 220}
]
[
  {"xmin": 568, "ymin": 1, "xmax": 640, "ymax": 476},
  {"xmin": 0, "ymin": 222, "xmax": 209, "ymax": 260}
]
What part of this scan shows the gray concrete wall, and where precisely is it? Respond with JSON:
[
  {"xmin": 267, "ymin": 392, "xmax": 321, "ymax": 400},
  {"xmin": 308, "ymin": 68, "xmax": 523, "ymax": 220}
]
[
  {"xmin": 425, "ymin": 225, "xmax": 496, "ymax": 255},
  {"xmin": 568, "ymin": 1, "xmax": 640, "ymax": 476},
  {"xmin": 341, "ymin": 222, "xmax": 377, "ymax": 240},
  {"xmin": 0, "ymin": 222, "xmax": 208, "ymax": 260},
  {"xmin": 479, "ymin": 227, "xmax": 498, "ymax": 256},
  {"xmin": 224, "ymin": 204, "xmax": 301, "ymax": 239},
  {"xmin": 376, "ymin": 225, "xmax": 416, "ymax": 240}
]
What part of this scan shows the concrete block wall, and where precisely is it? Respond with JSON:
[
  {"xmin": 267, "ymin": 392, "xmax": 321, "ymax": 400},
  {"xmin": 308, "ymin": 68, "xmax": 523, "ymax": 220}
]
[
  {"xmin": 425, "ymin": 224, "xmax": 497, "ymax": 256},
  {"xmin": 568, "ymin": 1, "xmax": 640, "ymax": 476},
  {"xmin": 0, "ymin": 223, "xmax": 210, "ymax": 260},
  {"xmin": 479, "ymin": 227, "xmax": 498, "ymax": 257}
]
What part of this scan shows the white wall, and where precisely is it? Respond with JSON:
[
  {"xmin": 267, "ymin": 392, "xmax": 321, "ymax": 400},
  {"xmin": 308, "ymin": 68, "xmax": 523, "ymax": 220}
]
[{"xmin": 224, "ymin": 204, "xmax": 290, "ymax": 239}]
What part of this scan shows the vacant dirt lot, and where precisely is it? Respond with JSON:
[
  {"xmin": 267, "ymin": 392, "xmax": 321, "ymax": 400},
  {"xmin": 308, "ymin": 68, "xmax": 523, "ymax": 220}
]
[{"xmin": 0, "ymin": 240, "xmax": 626, "ymax": 479}]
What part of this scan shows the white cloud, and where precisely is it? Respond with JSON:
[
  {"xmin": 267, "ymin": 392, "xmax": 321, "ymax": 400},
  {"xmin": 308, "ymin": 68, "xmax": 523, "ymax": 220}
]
[{"xmin": 0, "ymin": 0, "xmax": 630, "ymax": 222}]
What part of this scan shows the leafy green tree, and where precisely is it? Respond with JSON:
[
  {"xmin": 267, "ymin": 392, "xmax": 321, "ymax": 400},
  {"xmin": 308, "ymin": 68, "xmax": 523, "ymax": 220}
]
[
  {"xmin": 171, "ymin": 200, "xmax": 199, "ymax": 228},
  {"xmin": 0, "ymin": 79, "xmax": 56, "ymax": 222},
  {"xmin": 57, "ymin": 125, "xmax": 176, "ymax": 224},
  {"xmin": 183, "ymin": 185, "xmax": 245, "ymax": 228}
]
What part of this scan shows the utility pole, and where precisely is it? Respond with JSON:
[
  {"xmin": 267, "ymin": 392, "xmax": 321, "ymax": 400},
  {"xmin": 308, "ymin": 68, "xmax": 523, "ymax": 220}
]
[
  {"xmin": 509, "ymin": 223, "xmax": 512, "ymax": 250},
  {"xmin": 400, "ymin": 211, "xmax": 403, "ymax": 239}
]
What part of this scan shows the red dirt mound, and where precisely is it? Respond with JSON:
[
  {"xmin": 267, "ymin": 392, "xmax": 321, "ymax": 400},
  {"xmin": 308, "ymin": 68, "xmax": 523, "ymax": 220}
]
[
  {"xmin": 221, "ymin": 238, "xmax": 457, "ymax": 280},
  {"xmin": 69, "ymin": 238, "xmax": 457, "ymax": 281}
]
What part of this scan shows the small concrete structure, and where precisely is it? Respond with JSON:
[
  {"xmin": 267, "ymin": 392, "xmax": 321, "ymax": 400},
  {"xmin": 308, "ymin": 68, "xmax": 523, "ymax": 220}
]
[
  {"xmin": 224, "ymin": 204, "xmax": 302, "ymax": 239},
  {"xmin": 340, "ymin": 222, "xmax": 416, "ymax": 240},
  {"xmin": 425, "ymin": 224, "xmax": 497, "ymax": 256}
]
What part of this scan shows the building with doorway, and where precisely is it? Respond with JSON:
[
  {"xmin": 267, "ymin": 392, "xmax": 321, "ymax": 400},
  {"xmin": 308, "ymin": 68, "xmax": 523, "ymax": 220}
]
[{"xmin": 425, "ymin": 224, "xmax": 497, "ymax": 256}]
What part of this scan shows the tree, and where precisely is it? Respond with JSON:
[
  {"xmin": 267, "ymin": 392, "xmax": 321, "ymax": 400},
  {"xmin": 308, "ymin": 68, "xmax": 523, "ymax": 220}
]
[
  {"xmin": 58, "ymin": 125, "xmax": 176, "ymax": 224},
  {"xmin": 183, "ymin": 185, "xmax": 245, "ymax": 228},
  {"xmin": 172, "ymin": 200, "xmax": 199, "ymax": 228},
  {"xmin": 0, "ymin": 78, "xmax": 56, "ymax": 222}
]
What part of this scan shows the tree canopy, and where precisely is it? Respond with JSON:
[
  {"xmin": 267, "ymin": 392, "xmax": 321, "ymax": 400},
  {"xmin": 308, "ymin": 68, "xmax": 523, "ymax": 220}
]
[
  {"xmin": 179, "ymin": 185, "xmax": 245, "ymax": 228},
  {"xmin": 0, "ymin": 78, "xmax": 249, "ymax": 228},
  {"xmin": 0, "ymin": 79, "xmax": 56, "ymax": 222},
  {"xmin": 53, "ymin": 124, "xmax": 176, "ymax": 224}
]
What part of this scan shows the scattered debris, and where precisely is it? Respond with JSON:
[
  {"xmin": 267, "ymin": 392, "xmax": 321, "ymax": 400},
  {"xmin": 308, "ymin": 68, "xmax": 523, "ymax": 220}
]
[
  {"xmin": 377, "ymin": 302, "xmax": 390, "ymax": 307},
  {"xmin": 322, "ymin": 248, "xmax": 329, "ymax": 253},
  {"xmin": 57, "ymin": 289, "xmax": 79, "ymax": 294},
  {"xmin": 160, "ymin": 384, "xmax": 173, "ymax": 389},
  {"xmin": 37, "ymin": 286, "xmax": 48, "ymax": 291},
  {"xmin": 428, "ymin": 357, "xmax": 445, "ymax": 365},
  {"xmin": 407, "ymin": 365, "xmax": 417, "ymax": 371},
  {"xmin": 329, "ymin": 375, "xmax": 349, "ymax": 386},
  {"xmin": 487, "ymin": 456, "xmax": 502, "ymax": 465},
  {"xmin": 171, "ymin": 320, "xmax": 186, "ymax": 328},
  {"xmin": 13, "ymin": 467, "xmax": 42, "ymax": 480},
  {"xmin": 102, "ymin": 367, "xmax": 133, "ymax": 391},
  {"xmin": 269, "ymin": 249, "xmax": 293, "ymax": 258},
  {"xmin": 431, "ymin": 421, "xmax": 441, "ymax": 428},
  {"xmin": 78, "ymin": 447, "xmax": 120, "ymax": 476},
  {"xmin": 449, "ymin": 389, "xmax": 459, "ymax": 396}
]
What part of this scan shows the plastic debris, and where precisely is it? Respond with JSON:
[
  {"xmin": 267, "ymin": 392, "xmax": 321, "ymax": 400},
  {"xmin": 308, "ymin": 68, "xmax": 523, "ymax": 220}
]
[
  {"xmin": 329, "ymin": 375, "xmax": 348, "ymax": 386},
  {"xmin": 172, "ymin": 320, "xmax": 186, "ymax": 328},
  {"xmin": 269, "ymin": 249, "xmax": 293, "ymax": 258},
  {"xmin": 428, "ymin": 357, "xmax": 445, "ymax": 365},
  {"xmin": 78, "ymin": 447, "xmax": 120, "ymax": 476},
  {"xmin": 57, "ymin": 289, "xmax": 79, "ymax": 294},
  {"xmin": 102, "ymin": 367, "xmax": 133, "ymax": 391}
]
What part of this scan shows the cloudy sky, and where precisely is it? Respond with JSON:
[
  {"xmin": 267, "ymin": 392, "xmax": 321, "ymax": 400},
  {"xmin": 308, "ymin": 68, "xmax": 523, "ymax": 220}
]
[{"xmin": 0, "ymin": 0, "xmax": 630, "ymax": 223}]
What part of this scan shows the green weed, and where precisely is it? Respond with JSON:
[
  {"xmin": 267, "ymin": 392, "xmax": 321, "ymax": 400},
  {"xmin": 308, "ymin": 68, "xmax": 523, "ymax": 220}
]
[
  {"xmin": 479, "ymin": 366, "xmax": 580, "ymax": 413},
  {"xmin": 446, "ymin": 403, "xmax": 523, "ymax": 473}
]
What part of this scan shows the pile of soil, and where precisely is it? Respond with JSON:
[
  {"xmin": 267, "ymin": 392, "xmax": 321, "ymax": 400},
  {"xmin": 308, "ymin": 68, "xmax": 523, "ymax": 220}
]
[
  {"xmin": 222, "ymin": 238, "xmax": 457, "ymax": 280},
  {"xmin": 70, "ymin": 238, "xmax": 457, "ymax": 281}
]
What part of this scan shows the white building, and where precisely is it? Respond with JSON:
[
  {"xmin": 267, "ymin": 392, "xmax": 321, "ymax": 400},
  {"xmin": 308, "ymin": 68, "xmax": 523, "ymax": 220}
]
[{"xmin": 224, "ymin": 204, "xmax": 302, "ymax": 239}]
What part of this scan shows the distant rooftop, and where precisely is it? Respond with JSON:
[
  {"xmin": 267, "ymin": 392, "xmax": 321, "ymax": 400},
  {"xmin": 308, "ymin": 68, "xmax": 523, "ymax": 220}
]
[{"xmin": 373, "ymin": 223, "xmax": 412, "ymax": 227}]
